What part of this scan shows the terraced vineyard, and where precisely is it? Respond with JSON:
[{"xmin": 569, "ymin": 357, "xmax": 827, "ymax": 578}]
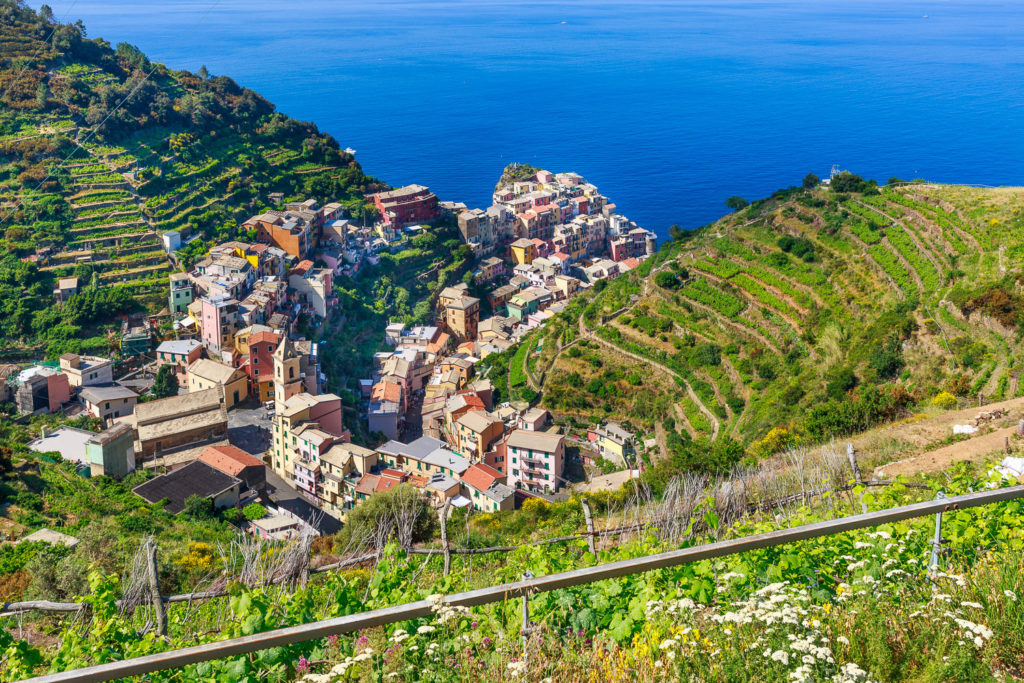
[
  {"xmin": 0, "ymin": 5, "xmax": 382, "ymax": 357},
  {"xmin": 535, "ymin": 177, "xmax": 1024, "ymax": 467}
]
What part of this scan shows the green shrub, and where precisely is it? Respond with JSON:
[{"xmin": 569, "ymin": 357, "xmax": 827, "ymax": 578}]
[{"xmin": 242, "ymin": 503, "xmax": 267, "ymax": 521}]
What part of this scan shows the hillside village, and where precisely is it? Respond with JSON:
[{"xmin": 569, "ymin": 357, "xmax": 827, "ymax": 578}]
[{"xmin": 6, "ymin": 167, "xmax": 657, "ymax": 538}]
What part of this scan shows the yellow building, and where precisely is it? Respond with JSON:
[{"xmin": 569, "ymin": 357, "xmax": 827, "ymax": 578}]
[
  {"xmin": 271, "ymin": 392, "xmax": 344, "ymax": 484},
  {"xmin": 453, "ymin": 410, "xmax": 504, "ymax": 460},
  {"xmin": 588, "ymin": 422, "xmax": 635, "ymax": 462},
  {"xmin": 510, "ymin": 238, "xmax": 535, "ymax": 265},
  {"xmin": 186, "ymin": 358, "xmax": 249, "ymax": 409},
  {"xmin": 273, "ymin": 336, "xmax": 303, "ymax": 405},
  {"xmin": 318, "ymin": 442, "xmax": 379, "ymax": 518}
]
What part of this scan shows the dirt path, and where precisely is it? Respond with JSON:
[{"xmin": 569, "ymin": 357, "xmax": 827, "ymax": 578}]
[
  {"xmin": 866, "ymin": 396, "xmax": 1024, "ymax": 478},
  {"xmin": 877, "ymin": 426, "xmax": 1016, "ymax": 479},
  {"xmin": 653, "ymin": 421, "xmax": 671, "ymax": 461},
  {"xmin": 578, "ymin": 311, "xmax": 721, "ymax": 441}
]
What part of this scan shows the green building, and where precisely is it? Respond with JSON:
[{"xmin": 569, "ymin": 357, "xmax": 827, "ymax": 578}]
[
  {"xmin": 169, "ymin": 272, "xmax": 194, "ymax": 315},
  {"xmin": 84, "ymin": 423, "xmax": 136, "ymax": 480}
]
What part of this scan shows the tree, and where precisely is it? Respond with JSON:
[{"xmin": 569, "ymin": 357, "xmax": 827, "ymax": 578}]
[
  {"xmin": 151, "ymin": 364, "xmax": 179, "ymax": 399},
  {"xmin": 334, "ymin": 484, "xmax": 435, "ymax": 551},
  {"xmin": 725, "ymin": 196, "xmax": 749, "ymax": 211},
  {"xmin": 825, "ymin": 366, "xmax": 857, "ymax": 400},
  {"xmin": 802, "ymin": 173, "xmax": 820, "ymax": 189},
  {"xmin": 183, "ymin": 494, "xmax": 215, "ymax": 520},
  {"xmin": 654, "ymin": 270, "xmax": 681, "ymax": 290},
  {"xmin": 198, "ymin": 64, "xmax": 209, "ymax": 80},
  {"xmin": 669, "ymin": 224, "xmax": 686, "ymax": 242}
]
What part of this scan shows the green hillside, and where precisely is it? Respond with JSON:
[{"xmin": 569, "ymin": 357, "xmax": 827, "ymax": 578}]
[
  {"xmin": 524, "ymin": 176, "xmax": 1024, "ymax": 474},
  {"xmin": 0, "ymin": 0, "xmax": 384, "ymax": 360}
]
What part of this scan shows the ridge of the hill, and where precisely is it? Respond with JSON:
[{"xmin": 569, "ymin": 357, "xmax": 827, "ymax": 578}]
[
  {"xmin": 515, "ymin": 176, "xmax": 1024, "ymax": 479},
  {"xmin": 0, "ymin": 0, "xmax": 387, "ymax": 360}
]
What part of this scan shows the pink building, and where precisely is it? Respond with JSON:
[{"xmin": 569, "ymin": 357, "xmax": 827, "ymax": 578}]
[
  {"xmin": 199, "ymin": 296, "xmax": 240, "ymax": 353},
  {"xmin": 155, "ymin": 339, "xmax": 203, "ymax": 380}
]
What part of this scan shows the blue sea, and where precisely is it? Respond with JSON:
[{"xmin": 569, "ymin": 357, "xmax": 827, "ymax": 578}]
[{"xmin": 31, "ymin": 1, "xmax": 1024, "ymax": 240}]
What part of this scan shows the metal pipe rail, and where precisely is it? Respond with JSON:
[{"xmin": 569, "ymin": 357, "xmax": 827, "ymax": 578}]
[{"xmin": 23, "ymin": 484, "xmax": 1024, "ymax": 683}]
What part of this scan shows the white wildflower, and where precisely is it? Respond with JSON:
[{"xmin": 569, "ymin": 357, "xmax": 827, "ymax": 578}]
[{"xmin": 417, "ymin": 625, "xmax": 435, "ymax": 634}]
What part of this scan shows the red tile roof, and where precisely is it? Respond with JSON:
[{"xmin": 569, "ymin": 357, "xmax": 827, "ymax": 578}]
[
  {"xmin": 249, "ymin": 330, "xmax": 281, "ymax": 345},
  {"xmin": 454, "ymin": 391, "xmax": 486, "ymax": 411},
  {"xmin": 407, "ymin": 474, "xmax": 430, "ymax": 488},
  {"xmin": 199, "ymin": 445, "xmax": 264, "ymax": 477},
  {"xmin": 372, "ymin": 379, "xmax": 404, "ymax": 403},
  {"xmin": 376, "ymin": 470, "xmax": 407, "ymax": 492},
  {"xmin": 460, "ymin": 462, "xmax": 505, "ymax": 493},
  {"xmin": 355, "ymin": 474, "xmax": 381, "ymax": 495},
  {"xmin": 426, "ymin": 332, "xmax": 451, "ymax": 355}
]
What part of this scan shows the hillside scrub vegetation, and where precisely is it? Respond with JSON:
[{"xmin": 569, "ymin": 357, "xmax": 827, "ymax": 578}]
[
  {"xmin": 3, "ymin": 458, "xmax": 1024, "ymax": 682},
  {"xmin": 533, "ymin": 176, "xmax": 1024, "ymax": 468}
]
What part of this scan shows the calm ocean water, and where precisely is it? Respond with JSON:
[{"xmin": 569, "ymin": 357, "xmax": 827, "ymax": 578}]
[{"xmin": 32, "ymin": 1, "xmax": 1024, "ymax": 240}]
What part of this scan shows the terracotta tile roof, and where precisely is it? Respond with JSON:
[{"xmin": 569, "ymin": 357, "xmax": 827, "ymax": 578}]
[
  {"xmin": 407, "ymin": 474, "xmax": 430, "ymax": 488},
  {"xmin": 355, "ymin": 474, "xmax": 381, "ymax": 495},
  {"xmin": 371, "ymin": 379, "xmax": 403, "ymax": 403},
  {"xmin": 199, "ymin": 445, "xmax": 264, "ymax": 477},
  {"xmin": 249, "ymin": 330, "xmax": 281, "ymax": 345},
  {"xmin": 460, "ymin": 463, "xmax": 505, "ymax": 493},
  {"xmin": 375, "ymin": 468, "xmax": 408, "ymax": 493},
  {"xmin": 426, "ymin": 332, "xmax": 450, "ymax": 354}
]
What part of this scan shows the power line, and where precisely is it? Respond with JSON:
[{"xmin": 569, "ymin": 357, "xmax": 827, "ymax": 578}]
[{"xmin": 0, "ymin": 0, "xmax": 223, "ymax": 231}]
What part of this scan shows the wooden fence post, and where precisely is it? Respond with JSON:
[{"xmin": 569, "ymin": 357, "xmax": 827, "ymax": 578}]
[
  {"xmin": 439, "ymin": 497, "xmax": 452, "ymax": 577},
  {"xmin": 846, "ymin": 443, "xmax": 862, "ymax": 483},
  {"xmin": 1017, "ymin": 419, "xmax": 1023, "ymax": 438},
  {"xmin": 521, "ymin": 570, "xmax": 534, "ymax": 658},
  {"xmin": 145, "ymin": 540, "xmax": 167, "ymax": 637},
  {"xmin": 299, "ymin": 540, "xmax": 311, "ymax": 588},
  {"xmin": 581, "ymin": 498, "xmax": 597, "ymax": 558}
]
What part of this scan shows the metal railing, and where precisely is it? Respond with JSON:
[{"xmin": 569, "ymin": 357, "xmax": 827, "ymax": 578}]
[{"xmin": 22, "ymin": 484, "xmax": 1024, "ymax": 683}]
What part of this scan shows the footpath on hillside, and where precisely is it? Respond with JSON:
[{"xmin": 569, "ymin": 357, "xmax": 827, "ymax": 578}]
[{"xmin": 865, "ymin": 396, "xmax": 1024, "ymax": 478}]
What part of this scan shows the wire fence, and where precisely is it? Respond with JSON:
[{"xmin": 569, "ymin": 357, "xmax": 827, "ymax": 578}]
[{"xmin": 20, "ymin": 483, "xmax": 1024, "ymax": 683}]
